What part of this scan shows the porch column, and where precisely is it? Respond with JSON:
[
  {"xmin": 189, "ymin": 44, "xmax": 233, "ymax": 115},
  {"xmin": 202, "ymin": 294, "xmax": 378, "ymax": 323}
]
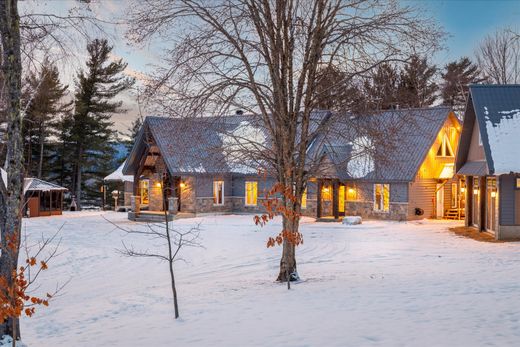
[
  {"xmin": 332, "ymin": 180, "xmax": 339, "ymax": 219},
  {"xmin": 465, "ymin": 176, "xmax": 472, "ymax": 227},
  {"xmin": 317, "ymin": 180, "xmax": 322, "ymax": 218},
  {"xmin": 479, "ymin": 176, "xmax": 486, "ymax": 232}
]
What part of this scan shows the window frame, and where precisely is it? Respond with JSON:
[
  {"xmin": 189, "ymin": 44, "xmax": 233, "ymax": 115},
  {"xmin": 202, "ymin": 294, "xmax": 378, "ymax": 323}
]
[
  {"xmin": 437, "ymin": 133, "xmax": 455, "ymax": 157},
  {"xmin": 213, "ymin": 180, "xmax": 225, "ymax": 206},
  {"xmin": 244, "ymin": 181, "xmax": 258, "ymax": 206},
  {"xmin": 139, "ymin": 179, "xmax": 150, "ymax": 205},
  {"xmin": 373, "ymin": 183, "xmax": 390, "ymax": 212}
]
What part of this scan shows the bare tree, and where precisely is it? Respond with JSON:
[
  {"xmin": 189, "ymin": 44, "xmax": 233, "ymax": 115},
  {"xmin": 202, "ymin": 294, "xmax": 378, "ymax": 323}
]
[
  {"xmin": 106, "ymin": 186, "xmax": 202, "ymax": 320},
  {"xmin": 126, "ymin": 0, "xmax": 443, "ymax": 282},
  {"xmin": 476, "ymin": 27, "xmax": 520, "ymax": 84},
  {"xmin": 0, "ymin": 0, "xmax": 110, "ymax": 338}
]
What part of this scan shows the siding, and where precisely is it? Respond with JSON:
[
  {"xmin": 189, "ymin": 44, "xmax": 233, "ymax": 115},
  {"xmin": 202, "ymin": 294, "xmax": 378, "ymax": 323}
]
[
  {"xmin": 500, "ymin": 174, "xmax": 516, "ymax": 225},
  {"xmin": 231, "ymin": 176, "xmax": 276, "ymax": 197},
  {"xmin": 467, "ymin": 118, "xmax": 486, "ymax": 161},
  {"xmin": 408, "ymin": 177, "xmax": 437, "ymax": 218},
  {"xmin": 195, "ymin": 175, "xmax": 233, "ymax": 197},
  {"xmin": 390, "ymin": 183, "xmax": 408, "ymax": 203}
]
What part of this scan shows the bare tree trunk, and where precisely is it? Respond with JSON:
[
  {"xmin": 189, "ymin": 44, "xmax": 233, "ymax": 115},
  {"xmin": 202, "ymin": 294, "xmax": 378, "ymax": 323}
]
[
  {"xmin": 0, "ymin": 0, "xmax": 24, "ymax": 339},
  {"xmin": 169, "ymin": 259, "xmax": 179, "ymax": 319},
  {"xmin": 163, "ymin": 188, "xmax": 180, "ymax": 319},
  {"xmin": 277, "ymin": 215, "xmax": 297, "ymax": 284}
]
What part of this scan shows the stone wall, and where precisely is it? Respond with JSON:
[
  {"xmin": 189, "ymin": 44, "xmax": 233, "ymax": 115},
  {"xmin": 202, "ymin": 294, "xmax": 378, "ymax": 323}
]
[
  {"xmin": 301, "ymin": 199, "xmax": 318, "ymax": 218},
  {"xmin": 148, "ymin": 173, "xmax": 163, "ymax": 211},
  {"xmin": 180, "ymin": 176, "xmax": 197, "ymax": 212},
  {"xmin": 345, "ymin": 201, "xmax": 408, "ymax": 221}
]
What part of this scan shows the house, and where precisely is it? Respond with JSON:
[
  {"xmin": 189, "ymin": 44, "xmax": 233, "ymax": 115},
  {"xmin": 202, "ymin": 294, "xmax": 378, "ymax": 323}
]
[
  {"xmin": 24, "ymin": 178, "xmax": 67, "ymax": 217},
  {"xmin": 122, "ymin": 107, "xmax": 462, "ymax": 222},
  {"xmin": 304, "ymin": 106, "xmax": 462, "ymax": 221},
  {"xmin": 455, "ymin": 85, "xmax": 520, "ymax": 240},
  {"xmin": 104, "ymin": 160, "xmax": 134, "ymax": 209}
]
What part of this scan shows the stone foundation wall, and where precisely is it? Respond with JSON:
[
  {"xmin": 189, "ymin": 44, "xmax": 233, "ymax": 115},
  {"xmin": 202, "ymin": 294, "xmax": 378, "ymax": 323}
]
[
  {"xmin": 196, "ymin": 197, "xmax": 234, "ymax": 213},
  {"xmin": 498, "ymin": 225, "xmax": 520, "ymax": 240},
  {"xmin": 345, "ymin": 201, "xmax": 408, "ymax": 221}
]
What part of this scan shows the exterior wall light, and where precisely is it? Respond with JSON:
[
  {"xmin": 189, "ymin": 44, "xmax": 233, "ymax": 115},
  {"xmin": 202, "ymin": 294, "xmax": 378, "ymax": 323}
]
[
  {"xmin": 491, "ymin": 191, "xmax": 497, "ymax": 198},
  {"xmin": 180, "ymin": 182, "xmax": 186, "ymax": 188},
  {"xmin": 460, "ymin": 187, "xmax": 465, "ymax": 193},
  {"xmin": 473, "ymin": 189, "xmax": 479, "ymax": 195}
]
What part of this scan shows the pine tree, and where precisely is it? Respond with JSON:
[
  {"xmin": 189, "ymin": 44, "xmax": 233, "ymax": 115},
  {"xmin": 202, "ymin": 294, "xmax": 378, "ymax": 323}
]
[
  {"xmin": 124, "ymin": 116, "xmax": 143, "ymax": 153},
  {"xmin": 397, "ymin": 55, "xmax": 438, "ymax": 108},
  {"xmin": 64, "ymin": 39, "xmax": 135, "ymax": 208},
  {"xmin": 362, "ymin": 63, "xmax": 400, "ymax": 111},
  {"xmin": 23, "ymin": 59, "xmax": 72, "ymax": 178},
  {"xmin": 441, "ymin": 57, "xmax": 485, "ymax": 111},
  {"xmin": 314, "ymin": 65, "xmax": 364, "ymax": 113}
]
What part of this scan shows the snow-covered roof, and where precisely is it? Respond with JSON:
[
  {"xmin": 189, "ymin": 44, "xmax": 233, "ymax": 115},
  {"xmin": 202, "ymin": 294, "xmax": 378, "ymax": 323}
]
[
  {"xmin": 24, "ymin": 178, "xmax": 67, "ymax": 193},
  {"xmin": 1, "ymin": 168, "xmax": 67, "ymax": 193},
  {"xmin": 104, "ymin": 161, "xmax": 134, "ymax": 182},
  {"xmin": 466, "ymin": 85, "xmax": 520, "ymax": 175}
]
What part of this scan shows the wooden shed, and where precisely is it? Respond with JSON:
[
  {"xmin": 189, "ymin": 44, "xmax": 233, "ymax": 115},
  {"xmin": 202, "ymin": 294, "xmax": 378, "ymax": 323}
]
[{"xmin": 24, "ymin": 178, "xmax": 67, "ymax": 217}]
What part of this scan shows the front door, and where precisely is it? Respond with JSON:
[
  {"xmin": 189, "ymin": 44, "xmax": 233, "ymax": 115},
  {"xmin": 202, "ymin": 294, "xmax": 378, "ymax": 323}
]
[
  {"xmin": 436, "ymin": 183, "xmax": 444, "ymax": 218},
  {"xmin": 338, "ymin": 184, "xmax": 345, "ymax": 215},
  {"xmin": 472, "ymin": 177, "xmax": 480, "ymax": 228},
  {"xmin": 486, "ymin": 177, "xmax": 497, "ymax": 232}
]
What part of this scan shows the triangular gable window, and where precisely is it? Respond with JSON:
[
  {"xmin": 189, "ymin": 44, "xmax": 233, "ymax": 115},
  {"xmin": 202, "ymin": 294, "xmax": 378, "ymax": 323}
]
[{"xmin": 436, "ymin": 133, "xmax": 454, "ymax": 157}]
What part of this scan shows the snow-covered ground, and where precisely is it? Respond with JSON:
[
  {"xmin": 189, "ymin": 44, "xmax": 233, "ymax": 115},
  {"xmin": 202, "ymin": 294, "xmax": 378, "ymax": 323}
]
[{"xmin": 18, "ymin": 212, "xmax": 520, "ymax": 346}]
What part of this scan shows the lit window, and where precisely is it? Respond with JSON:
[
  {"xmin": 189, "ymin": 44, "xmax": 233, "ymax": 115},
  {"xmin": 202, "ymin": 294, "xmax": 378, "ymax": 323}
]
[
  {"xmin": 374, "ymin": 183, "xmax": 390, "ymax": 212},
  {"xmin": 245, "ymin": 181, "xmax": 258, "ymax": 206},
  {"xmin": 321, "ymin": 184, "xmax": 332, "ymax": 201},
  {"xmin": 436, "ymin": 133, "xmax": 454, "ymax": 157},
  {"xmin": 139, "ymin": 179, "xmax": 149, "ymax": 205},
  {"xmin": 516, "ymin": 178, "xmax": 520, "ymax": 189},
  {"xmin": 301, "ymin": 188, "xmax": 307, "ymax": 209},
  {"xmin": 213, "ymin": 180, "xmax": 224, "ymax": 205},
  {"xmin": 347, "ymin": 186, "xmax": 357, "ymax": 201}
]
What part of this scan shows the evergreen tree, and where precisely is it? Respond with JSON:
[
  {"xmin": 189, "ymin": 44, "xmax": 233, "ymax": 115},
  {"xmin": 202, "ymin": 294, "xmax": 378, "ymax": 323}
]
[
  {"xmin": 124, "ymin": 116, "xmax": 143, "ymax": 153},
  {"xmin": 64, "ymin": 39, "xmax": 134, "ymax": 208},
  {"xmin": 362, "ymin": 63, "xmax": 400, "ymax": 111},
  {"xmin": 441, "ymin": 57, "xmax": 485, "ymax": 111},
  {"xmin": 23, "ymin": 59, "xmax": 72, "ymax": 178},
  {"xmin": 314, "ymin": 65, "xmax": 364, "ymax": 113},
  {"xmin": 397, "ymin": 55, "xmax": 438, "ymax": 108}
]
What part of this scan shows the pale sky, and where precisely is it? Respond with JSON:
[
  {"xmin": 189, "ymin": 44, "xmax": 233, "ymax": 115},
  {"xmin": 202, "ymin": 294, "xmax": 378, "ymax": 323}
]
[{"xmin": 27, "ymin": 0, "xmax": 520, "ymax": 135}]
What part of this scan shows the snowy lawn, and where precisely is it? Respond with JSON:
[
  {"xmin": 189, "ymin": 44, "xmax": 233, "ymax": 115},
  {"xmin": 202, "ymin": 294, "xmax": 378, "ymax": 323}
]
[{"xmin": 18, "ymin": 212, "xmax": 520, "ymax": 346}]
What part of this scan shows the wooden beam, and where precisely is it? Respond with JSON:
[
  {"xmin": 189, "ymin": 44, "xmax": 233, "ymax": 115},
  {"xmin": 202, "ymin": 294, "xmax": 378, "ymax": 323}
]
[
  {"xmin": 317, "ymin": 180, "xmax": 322, "ymax": 218},
  {"xmin": 479, "ymin": 176, "xmax": 486, "ymax": 232},
  {"xmin": 332, "ymin": 180, "xmax": 339, "ymax": 219}
]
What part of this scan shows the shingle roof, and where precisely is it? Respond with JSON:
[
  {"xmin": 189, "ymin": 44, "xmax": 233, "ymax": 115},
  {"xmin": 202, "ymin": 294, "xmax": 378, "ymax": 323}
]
[
  {"xmin": 468, "ymin": 85, "xmax": 520, "ymax": 175},
  {"xmin": 123, "ymin": 107, "xmax": 453, "ymax": 182},
  {"xmin": 24, "ymin": 178, "xmax": 67, "ymax": 193},
  {"xmin": 124, "ymin": 111, "xmax": 331, "ymax": 176},
  {"xmin": 458, "ymin": 161, "xmax": 488, "ymax": 176},
  {"xmin": 0, "ymin": 168, "xmax": 67, "ymax": 193},
  {"xmin": 313, "ymin": 107, "xmax": 455, "ymax": 181}
]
